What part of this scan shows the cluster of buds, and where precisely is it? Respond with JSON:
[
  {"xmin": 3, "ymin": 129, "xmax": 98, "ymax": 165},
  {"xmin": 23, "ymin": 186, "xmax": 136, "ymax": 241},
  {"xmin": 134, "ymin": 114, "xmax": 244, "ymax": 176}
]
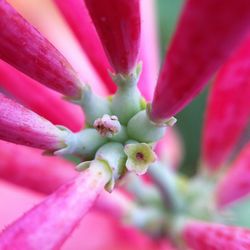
[{"xmin": 0, "ymin": 0, "xmax": 250, "ymax": 249}]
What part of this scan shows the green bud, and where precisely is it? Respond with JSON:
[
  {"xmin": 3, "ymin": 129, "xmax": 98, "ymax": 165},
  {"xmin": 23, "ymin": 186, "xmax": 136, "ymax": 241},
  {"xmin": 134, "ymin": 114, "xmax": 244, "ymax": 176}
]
[
  {"xmin": 80, "ymin": 85, "xmax": 111, "ymax": 126},
  {"xmin": 110, "ymin": 63, "xmax": 142, "ymax": 125},
  {"xmin": 55, "ymin": 128, "xmax": 108, "ymax": 160},
  {"xmin": 95, "ymin": 142, "xmax": 127, "ymax": 191},
  {"xmin": 127, "ymin": 110, "xmax": 166, "ymax": 142},
  {"xmin": 110, "ymin": 125, "xmax": 128, "ymax": 143}
]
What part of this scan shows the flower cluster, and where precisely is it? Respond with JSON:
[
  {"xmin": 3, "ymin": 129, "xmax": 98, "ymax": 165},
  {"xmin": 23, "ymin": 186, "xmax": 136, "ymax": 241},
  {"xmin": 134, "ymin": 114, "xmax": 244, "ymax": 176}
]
[{"xmin": 0, "ymin": 0, "xmax": 250, "ymax": 249}]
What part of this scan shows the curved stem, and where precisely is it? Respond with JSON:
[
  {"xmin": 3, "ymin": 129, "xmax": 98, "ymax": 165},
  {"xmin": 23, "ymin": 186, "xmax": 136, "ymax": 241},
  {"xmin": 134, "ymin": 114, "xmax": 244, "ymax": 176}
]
[{"xmin": 148, "ymin": 162, "xmax": 182, "ymax": 213}]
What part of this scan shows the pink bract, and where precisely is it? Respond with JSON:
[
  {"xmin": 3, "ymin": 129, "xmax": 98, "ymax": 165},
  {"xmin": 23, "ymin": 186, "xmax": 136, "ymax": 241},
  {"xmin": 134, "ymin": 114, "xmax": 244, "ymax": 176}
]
[
  {"xmin": 183, "ymin": 221, "xmax": 250, "ymax": 250},
  {"xmin": 151, "ymin": 0, "xmax": 250, "ymax": 121},
  {"xmin": 1, "ymin": 0, "xmax": 250, "ymax": 249},
  {"xmin": 0, "ymin": 167, "xmax": 109, "ymax": 250},
  {"xmin": 0, "ymin": 60, "xmax": 84, "ymax": 132},
  {"xmin": 202, "ymin": 35, "xmax": 250, "ymax": 169},
  {"xmin": 0, "ymin": 140, "xmax": 76, "ymax": 194},
  {"xmin": 54, "ymin": 0, "xmax": 116, "ymax": 93},
  {"xmin": 0, "ymin": 0, "xmax": 83, "ymax": 98},
  {"xmin": 84, "ymin": 0, "xmax": 141, "ymax": 75},
  {"xmin": 217, "ymin": 143, "xmax": 250, "ymax": 207},
  {"xmin": 0, "ymin": 93, "xmax": 66, "ymax": 150}
]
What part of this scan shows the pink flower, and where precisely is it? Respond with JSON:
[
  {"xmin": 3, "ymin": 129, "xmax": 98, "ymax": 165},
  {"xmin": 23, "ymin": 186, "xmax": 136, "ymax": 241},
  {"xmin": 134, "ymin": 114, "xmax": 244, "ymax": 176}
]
[{"xmin": 0, "ymin": 0, "xmax": 250, "ymax": 249}]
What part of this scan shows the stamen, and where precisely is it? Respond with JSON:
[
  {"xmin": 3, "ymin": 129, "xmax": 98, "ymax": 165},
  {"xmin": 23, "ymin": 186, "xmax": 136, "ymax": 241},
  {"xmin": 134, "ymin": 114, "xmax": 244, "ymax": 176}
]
[{"xmin": 94, "ymin": 114, "xmax": 121, "ymax": 137}]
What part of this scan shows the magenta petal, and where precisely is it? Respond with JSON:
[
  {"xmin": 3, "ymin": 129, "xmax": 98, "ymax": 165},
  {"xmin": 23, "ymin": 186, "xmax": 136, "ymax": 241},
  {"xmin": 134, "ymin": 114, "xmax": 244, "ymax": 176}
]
[
  {"xmin": 151, "ymin": 0, "xmax": 250, "ymax": 120},
  {"xmin": 0, "ymin": 167, "xmax": 108, "ymax": 250},
  {"xmin": 84, "ymin": 0, "xmax": 141, "ymax": 75},
  {"xmin": 54, "ymin": 0, "xmax": 116, "ymax": 93},
  {"xmin": 0, "ymin": 140, "xmax": 76, "ymax": 194},
  {"xmin": 0, "ymin": 0, "xmax": 83, "ymax": 98},
  {"xmin": 0, "ymin": 60, "xmax": 84, "ymax": 132},
  {"xmin": 202, "ymin": 36, "xmax": 250, "ymax": 169},
  {"xmin": 216, "ymin": 143, "xmax": 250, "ymax": 207},
  {"xmin": 183, "ymin": 221, "xmax": 250, "ymax": 250},
  {"xmin": 0, "ymin": 93, "xmax": 65, "ymax": 150}
]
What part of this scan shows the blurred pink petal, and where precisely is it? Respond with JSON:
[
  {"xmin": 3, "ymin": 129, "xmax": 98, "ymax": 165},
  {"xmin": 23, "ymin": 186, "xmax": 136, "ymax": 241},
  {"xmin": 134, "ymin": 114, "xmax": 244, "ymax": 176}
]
[
  {"xmin": 155, "ymin": 128, "xmax": 183, "ymax": 169},
  {"xmin": 0, "ymin": 0, "xmax": 83, "ymax": 98},
  {"xmin": 0, "ymin": 60, "xmax": 83, "ymax": 132},
  {"xmin": 183, "ymin": 221, "xmax": 250, "ymax": 250},
  {"xmin": 0, "ymin": 166, "xmax": 109, "ymax": 250},
  {"xmin": 0, "ymin": 180, "xmax": 43, "ymax": 229},
  {"xmin": 202, "ymin": 36, "xmax": 250, "ymax": 169},
  {"xmin": 138, "ymin": 0, "xmax": 160, "ymax": 100},
  {"xmin": 0, "ymin": 93, "xmax": 66, "ymax": 150},
  {"xmin": 217, "ymin": 143, "xmax": 250, "ymax": 207},
  {"xmin": 0, "ymin": 140, "xmax": 76, "ymax": 194},
  {"xmin": 84, "ymin": 0, "xmax": 141, "ymax": 75},
  {"xmin": 151, "ymin": 0, "xmax": 250, "ymax": 121},
  {"xmin": 0, "ymin": 181, "xmax": 174, "ymax": 250},
  {"xmin": 53, "ymin": 0, "xmax": 116, "ymax": 93}
]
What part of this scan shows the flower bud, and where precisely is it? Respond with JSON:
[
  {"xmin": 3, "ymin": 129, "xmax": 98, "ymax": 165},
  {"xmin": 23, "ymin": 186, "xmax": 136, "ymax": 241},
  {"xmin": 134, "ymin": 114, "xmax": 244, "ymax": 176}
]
[
  {"xmin": 0, "ymin": 93, "xmax": 67, "ymax": 151},
  {"xmin": 124, "ymin": 142, "xmax": 157, "ymax": 175},
  {"xmin": 0, "ymin": 0, "xmax": 83, "ymax": 98},
  {"xmin": 127, "ymin": 110, "xmax": 166, "ymax": 143},
  {"xmin": 151, "ymin": 0, "xmax": 250, "ymax": 121},
  {"xmin": 84, "ymin": 0, "xmax": 141, "ymax": 74}
]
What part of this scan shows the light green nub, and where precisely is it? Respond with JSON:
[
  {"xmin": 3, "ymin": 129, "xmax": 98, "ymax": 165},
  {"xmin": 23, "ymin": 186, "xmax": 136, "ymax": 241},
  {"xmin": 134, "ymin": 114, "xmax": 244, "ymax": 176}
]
[
  {"xmin": 81, "ymin": 85, "xmax": 111, "ymax": 126},
  {"xmin": 127, "ymin": 110, "xmax": 166, "ymax": 143},
  {"xmin": 73, "ymin": 129, "xmax": 108, "ymax": 160},
  {"xmin": 95, "ymin": 142, "xmax": 127, "ymax": 191},
  {"xmin": 110, "ymin": 63, "xmax": 142, "ymax": 125}
]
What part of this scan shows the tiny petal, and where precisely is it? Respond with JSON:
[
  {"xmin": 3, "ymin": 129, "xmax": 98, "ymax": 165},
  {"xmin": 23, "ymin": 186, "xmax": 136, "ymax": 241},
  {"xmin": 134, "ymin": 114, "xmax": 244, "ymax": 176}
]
[
  {"xmin": 217, "ymin": 143, "xmax": 250, "ymax": 207},
  {"xmin": 183, "ymin": 221, "xmax": 250, "ymax": 250},
  {"xmin": 202, "ymin": 35, "xmax": 250, "ymax": 169},
  {"xmin": 0, "ymin": 164, "xmax": 110, "ymax": 250},
  {"xmin": 151, "ymin": 0, "xmax": 250, "ymax": 120},
  {"xmin": 0, "ymin": 93, "xmax": 66, "ymax": 150},
  {"xmin": 124, "ymin": 143, "xmax": 157, "ymax": 175},
  {"xmin": 84, "ymin": 0, "xmax": 141, "ymax": 74},
  {"xmin": 94, "ymin": 114, "xmax": 121, "ymax": 137},
  {"xmin": 0, "ymin": 0, "xmax": 83, "ymax": 98},
  {"xmin": 0, "ymin": 140, "xmax": 76, "ymax": 194}
]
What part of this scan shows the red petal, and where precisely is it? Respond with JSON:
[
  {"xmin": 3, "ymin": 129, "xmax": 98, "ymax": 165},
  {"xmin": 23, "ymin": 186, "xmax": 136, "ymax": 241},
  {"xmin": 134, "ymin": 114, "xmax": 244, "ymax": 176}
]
[
  {"xmin": 217, "ymin": 143, "xmax": 250, "ymax": 207},
  {"xmin": 0, "ymin": 140, "xmax": 76, "ymax": 194},
  {"xmin": 0, "ymin": 60, "xmax": 83, "ymax": 132},
  {"xmin": 54, "ymin": 0, "xmax": 116, "ymax": 93},
  {"xmin": 151, "ymin": 0, "xmax": 250, "ymax": 121},
  {"xmin": 0, "ymin": 167, "xmax": 108, "ymax": 249},
  {"xmin": 183, "ymin": 221, "xmax": 250, "ymax": 250},
  {"xmin": 0, "ymin": 93, "xmax": 65, "ymax": 150},
  {"xmin": 202, "ymin": 36, "xmax": 250, "ymax": 169},
  {"xmin": 0, "ymin": 0, "xmax": 83, "ymax": 98},
  {"xmin": 84, "ymin": 0, "xmax": 141, "ymax": 75}
]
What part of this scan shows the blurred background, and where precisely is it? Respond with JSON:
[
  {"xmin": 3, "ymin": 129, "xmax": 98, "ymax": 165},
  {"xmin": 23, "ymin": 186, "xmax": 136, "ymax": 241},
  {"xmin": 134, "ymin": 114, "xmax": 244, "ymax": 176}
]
[{"xmin": 157, "ymin": 0, "xmax": 208, "ymax": 176}]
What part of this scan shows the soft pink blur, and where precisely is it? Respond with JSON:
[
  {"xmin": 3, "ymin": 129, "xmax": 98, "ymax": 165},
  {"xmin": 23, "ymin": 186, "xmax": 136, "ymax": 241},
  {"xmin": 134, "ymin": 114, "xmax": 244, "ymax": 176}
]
[{"xmin": 202, "ymin": 35, "xmax": 250, "ymax": 169}]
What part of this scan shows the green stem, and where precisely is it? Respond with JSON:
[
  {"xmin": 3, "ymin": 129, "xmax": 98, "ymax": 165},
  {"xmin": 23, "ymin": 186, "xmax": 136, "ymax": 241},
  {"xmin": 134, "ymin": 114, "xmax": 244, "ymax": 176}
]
[{"xmin": 148, "ymin": 162, "xmax": 183, "ymax": 213}]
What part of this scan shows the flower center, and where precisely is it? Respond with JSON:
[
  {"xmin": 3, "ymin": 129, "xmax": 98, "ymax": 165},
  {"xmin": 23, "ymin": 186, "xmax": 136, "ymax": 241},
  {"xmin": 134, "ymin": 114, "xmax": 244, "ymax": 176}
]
[{"xmin": 136, "ymin": 152, "xmax": 144, "ymax": 161}]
